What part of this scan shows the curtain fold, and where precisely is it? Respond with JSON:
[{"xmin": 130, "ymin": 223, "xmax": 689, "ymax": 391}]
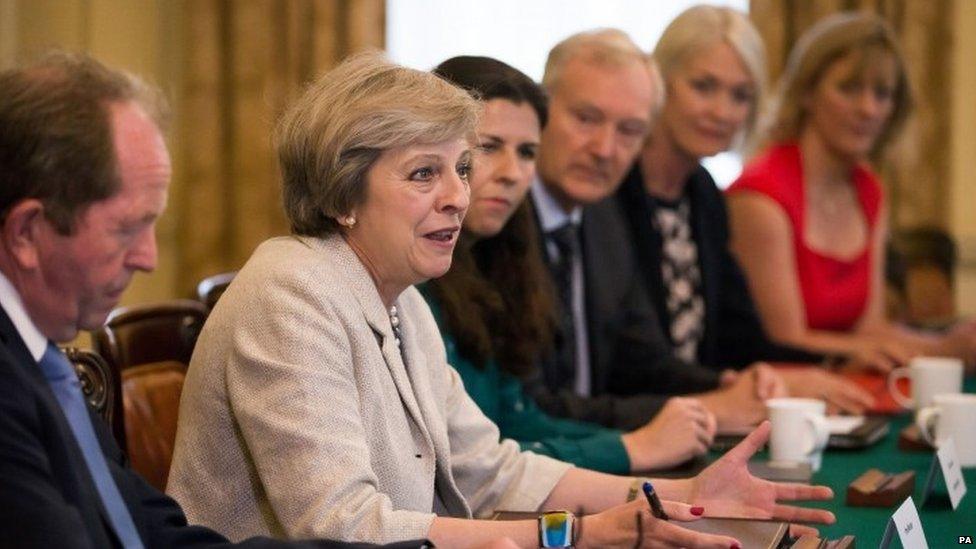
[
  {"xmin": 750, "ymin": 0, "xmax": 954, "ymax": 231},
  {"xmin": 175, "ymin": 0, "xmax": 385, "ymax": 294}
]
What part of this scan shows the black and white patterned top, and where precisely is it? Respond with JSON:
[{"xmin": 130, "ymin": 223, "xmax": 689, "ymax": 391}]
[{"xmin": 653, "ymin": 195, "xmax": 705, "ymax": 363}]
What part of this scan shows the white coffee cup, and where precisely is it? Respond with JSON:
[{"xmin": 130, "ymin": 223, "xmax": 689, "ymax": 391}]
[
  {"xmin": 888, "ymin": 356, "xmax": 963, "ymax": 410},
  {"xmin": 767, "ymin": 398, "xmax": 830, "ymax": 472},
  {"xmin": 916, "ymin": 393, "xmax": 976, "ymax": 468}
]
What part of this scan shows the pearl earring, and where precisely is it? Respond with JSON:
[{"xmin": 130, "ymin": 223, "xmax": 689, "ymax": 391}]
[{"xmin": 343, "ymin": 215, "xmax": 357, "ymax": 228}]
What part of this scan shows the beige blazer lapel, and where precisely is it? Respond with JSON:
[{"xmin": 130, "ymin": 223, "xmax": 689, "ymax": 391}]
[
  {"xmin": 369, "ymin": 313, "xmax": 434, "ymax": 453},
  {"xmin": 397, "ymin": 297, "xmax": 472, "ymax": 518},
  {"xmin": 313, "ymin": 235, "xmax": 434, "ymax": 452},
  {"xmin": 314, "ymin": 235, "xmax": 470, "ymax": 516},
  {"xmin": 397, "ymin": 339, "xmax": 441, "ymax": 445}
]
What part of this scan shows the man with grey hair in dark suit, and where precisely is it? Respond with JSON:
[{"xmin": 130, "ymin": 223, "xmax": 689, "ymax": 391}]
[{"xmin": 528, "ymin": 28, "xmax": 786, "ymax": 439}]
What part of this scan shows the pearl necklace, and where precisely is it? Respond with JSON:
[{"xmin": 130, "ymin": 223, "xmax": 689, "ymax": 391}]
[{"xmin": 389, "ymin": 305, "xmax": 402, "ymax": 348}]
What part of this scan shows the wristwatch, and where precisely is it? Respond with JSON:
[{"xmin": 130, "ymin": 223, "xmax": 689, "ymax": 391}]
[{"xmin": 538, "ymin": 510, "xmax": 576, "ymax": 548}]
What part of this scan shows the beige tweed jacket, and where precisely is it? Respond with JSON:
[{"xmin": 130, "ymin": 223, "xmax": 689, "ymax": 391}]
[{"xmin": 166, "ymin": 235, "xmax": 572, "ymax": 543}]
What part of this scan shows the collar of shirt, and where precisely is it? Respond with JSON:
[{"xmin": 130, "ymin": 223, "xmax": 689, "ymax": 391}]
[
  {"xmin": 0, "ymin": 270, "xmax": 49, "ymax": 362},
  {"xmin": 531, "ymin": 177, "xmax": 582, "ymax": 233}
]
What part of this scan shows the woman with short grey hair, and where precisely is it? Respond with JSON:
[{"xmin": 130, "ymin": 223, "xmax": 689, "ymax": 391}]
[{"xmin": 169, "ymin": 52, "xmax": 834, "ymax": 549}]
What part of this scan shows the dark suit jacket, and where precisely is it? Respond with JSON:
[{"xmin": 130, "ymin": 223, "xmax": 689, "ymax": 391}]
[
  {"xmin": 527, "ymin": 193, "xmax": 721, "ymax": 431},
  {"xmin": 615, "ymin": 165, "xmax": 823, "ymax": 370},
  {"xmin": 0, "ymin": 305, "xmax": 426, "ymax": 549}
]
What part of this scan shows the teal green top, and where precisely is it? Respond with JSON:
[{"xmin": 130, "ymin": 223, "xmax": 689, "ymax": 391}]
[{"xmin": 421, "ymin": 287, "xmax": 630, "ymax": 474}]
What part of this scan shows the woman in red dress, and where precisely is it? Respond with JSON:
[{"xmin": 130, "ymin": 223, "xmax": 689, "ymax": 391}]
[{"xmin": 728, "ymin": 13, "xmax": 976, "ymax": 372}]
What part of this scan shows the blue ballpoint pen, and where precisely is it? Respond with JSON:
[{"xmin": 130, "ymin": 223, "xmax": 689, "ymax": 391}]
[{"xmin": 642, "ymin": 481, "xmax": 670, "ymax": 521}]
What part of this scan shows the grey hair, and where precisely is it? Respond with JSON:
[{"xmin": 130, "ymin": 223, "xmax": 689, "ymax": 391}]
[
  {"xmin": 542, "ymin": 28, "xmax": 648, "ymax": 93},
  {"xmin": 275, "ymin": 51, "xmax": 481, "ymax": 237}
]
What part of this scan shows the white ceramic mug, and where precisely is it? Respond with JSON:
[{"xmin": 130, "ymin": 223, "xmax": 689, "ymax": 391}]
[
  {"xmin": 767, "ymin": 398, "xmax": 830, "ymax": 472},
  {"xmin": 888, "ymin": 357, "xmax": 963, "ymax": 410},
  {"xmin": 916, "ymin": 393, "xmax": 976, "ymax": 468}
]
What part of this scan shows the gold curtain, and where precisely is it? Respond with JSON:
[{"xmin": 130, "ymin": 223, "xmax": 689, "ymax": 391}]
[
  {"xmin": 749, "ymin": 0, "xmax": 954, "ymax": 230},
  {"xmin": 175, "ymin": 0, "xmax": 385, "ymax": 295}
]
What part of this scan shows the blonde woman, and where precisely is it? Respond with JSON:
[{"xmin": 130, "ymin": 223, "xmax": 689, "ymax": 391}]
[{"xmin": 617, "ymin": 5, "xmax": 875, "ymax": 414}]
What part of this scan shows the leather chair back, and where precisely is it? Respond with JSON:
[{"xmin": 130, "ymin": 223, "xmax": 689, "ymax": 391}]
[
  {"xmin": 91, "ymin": 300, "xmax": 208, "ymax": 490},
  {"xmin": 196, "ymin": 271, "xmax": 237, "ymax": 310},
  {"xmin": 93, "ymin": 299, "xmax": 208, "ymax": 373},
  {"xmin": 121, "ymin": 361, "xmax": 187, "ymax": 491}
]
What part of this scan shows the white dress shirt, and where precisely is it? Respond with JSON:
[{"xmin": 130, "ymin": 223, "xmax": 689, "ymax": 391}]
[{"xmin": 0, "ymin": 270, "xmax": 47, "ymax": 362}]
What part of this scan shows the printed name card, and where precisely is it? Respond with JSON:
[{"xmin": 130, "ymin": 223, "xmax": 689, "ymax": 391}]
[
  {"xmin": 880, "ymin": 497, "xmax": 928, "ymax": 549},
  {"xmin": 920, "ymin": 437, "xmax": 968, "ymax": 509},
  {"xmin": 937, "ymin": 438, "xmax": 967, "ymax": 509}
]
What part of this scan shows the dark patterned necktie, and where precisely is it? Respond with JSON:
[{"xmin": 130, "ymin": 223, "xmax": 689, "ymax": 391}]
[{"xmin": 546, "ymin": 222, "xmax": 579, "ymax": 384}]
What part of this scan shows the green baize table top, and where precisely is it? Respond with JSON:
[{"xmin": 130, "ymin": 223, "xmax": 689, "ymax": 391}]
[{"xmin": 796, "ymin": 377, "xmax": 976, "ymax": 547}]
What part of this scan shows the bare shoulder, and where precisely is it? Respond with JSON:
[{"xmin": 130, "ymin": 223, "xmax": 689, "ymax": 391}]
[{"xmin": 727, "ymin": 191, "xmax": 793, "ymax": 240}]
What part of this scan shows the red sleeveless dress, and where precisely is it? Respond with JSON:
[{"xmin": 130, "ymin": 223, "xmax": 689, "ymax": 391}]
[{"xmin": 727, "ymin": 143, "xmax": 882, "ymax": 331}]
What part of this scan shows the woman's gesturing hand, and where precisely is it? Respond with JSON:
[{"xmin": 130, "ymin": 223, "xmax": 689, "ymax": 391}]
[{"xmin": 682, "ymin": 421, "xmax": 836, "ymax": 524}]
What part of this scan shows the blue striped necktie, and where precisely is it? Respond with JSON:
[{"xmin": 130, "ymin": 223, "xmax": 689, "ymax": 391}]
[{"xmin": 38, "ymin": 342, "xmax": 144, "ymax": 549}]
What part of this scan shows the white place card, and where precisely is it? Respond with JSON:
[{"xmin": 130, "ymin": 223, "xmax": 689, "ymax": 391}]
[
  {"xmin": 937, "ymin": 438, "xmax": 967, "ymax": 509},
  {"xmin": 921, "ymin": 436, "xmax": 969, "ymax": 509},
  {"xmin": 880, "ymin": 496, "xmax": 928, "ymax": 549}
]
